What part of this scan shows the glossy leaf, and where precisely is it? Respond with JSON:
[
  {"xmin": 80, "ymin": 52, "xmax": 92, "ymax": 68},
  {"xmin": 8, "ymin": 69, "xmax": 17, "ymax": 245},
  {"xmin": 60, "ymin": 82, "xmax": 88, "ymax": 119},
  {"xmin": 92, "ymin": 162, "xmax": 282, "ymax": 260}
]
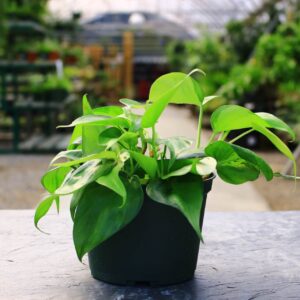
[
  {"xmin": 129, "ymin": 151, "xmax": 158, "ymax": 178},
  {"xmin": 34, "ymin": 194, "xmax": 59, "ymax": 231},
  {"xmin": 255, "ymin": 112, "xmax": 295, "ymax": 140},
  {"xmin": 147, "ymin": 174, "xmax": 204, "ymax": 238},
  {"xmin": 58, "ymin": 115, "xmax": 130, "ymax": 128},
  {"xmin": 82, "ymin": 94, "xmax": 93, "ymax": 115},
  {"xmin": 211, "ymin": 105, "xmax": 267, "ymax": 133},
  {"xmin": 119, "ymin": 98, "xmax": 145, "ymax": 108},
  {"xmin": 142, "ymin": 70, "xmax": 204, "ymax": 128},
  {"xmin": 55, "ymin": 160, "xmax": 114, "ymax": 195},
  {"xmin": 73, "ymin": 176, "xmax": 143, "ymax": 260},
  {"xmin": 92, "ymin": 106, "xmax": 123, "ymax": 116},
  {"xmin": 98, "ymin": 128, "xmax": 122, "ymax": 145},
  {"xmin": 41, "ymin": 166, "xmax": 72, "ymax": 193},
  {"xmin": 67, "ymin": 125, "xmax": 82, "ymax": 150},
  {"xmin": 253, "ymin": 123, "xmax": 296, "ymax": 175},
  {"xmin": 53, "ymin": 151, "xmax": 116, "ymax": 168},
  {"xmin": 205, "ymin": 141, "xmax": 273, "ymax": 184},
  {"xmin": 158, "ymin": 137, "xmax": 193, "ymax": 170},
  {"xmin": 162, "ymin": 164, "xmax": 192, "ymax": 179},
  {"xmin": 70, "ymin": 188, "xmax": 85, "ymax": 222},
  {"xmin": 50, "ymin": 150, "xmax": 83, "ymax": 165},
  {"xmin": 96, "ymin": 164, "xmax": 126, "ymax": 201}
]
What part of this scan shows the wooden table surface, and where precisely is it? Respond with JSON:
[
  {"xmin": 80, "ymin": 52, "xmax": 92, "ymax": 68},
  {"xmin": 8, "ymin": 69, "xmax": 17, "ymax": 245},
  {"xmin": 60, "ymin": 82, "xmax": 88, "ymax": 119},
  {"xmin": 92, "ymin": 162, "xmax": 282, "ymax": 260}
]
[{"xmin": 1, "ymin": 210, "xmax": 300, "ymax": 300}]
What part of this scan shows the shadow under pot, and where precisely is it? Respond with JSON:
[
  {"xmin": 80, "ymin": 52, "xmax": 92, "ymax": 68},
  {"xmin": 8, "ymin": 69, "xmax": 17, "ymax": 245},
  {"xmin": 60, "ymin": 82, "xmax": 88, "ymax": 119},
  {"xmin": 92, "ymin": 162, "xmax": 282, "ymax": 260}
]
[{"xmin": 88, "ymin": 176, "xmax": 214, "ymax": 286}]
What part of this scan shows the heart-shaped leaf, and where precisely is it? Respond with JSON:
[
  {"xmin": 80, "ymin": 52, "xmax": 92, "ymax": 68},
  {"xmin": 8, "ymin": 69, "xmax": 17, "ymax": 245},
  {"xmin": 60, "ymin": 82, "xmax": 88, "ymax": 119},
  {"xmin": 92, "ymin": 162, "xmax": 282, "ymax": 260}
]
[
  {"xmin": 73, "ymin": 176, "xmax": 143, "ymax": 260},
  {"xmin": 147, "ymin": 174, "xmax": 204, "ymax": 238},
  {"xmin": 205, "ymin": 141, "xmax": 273, "ymax": 184}
]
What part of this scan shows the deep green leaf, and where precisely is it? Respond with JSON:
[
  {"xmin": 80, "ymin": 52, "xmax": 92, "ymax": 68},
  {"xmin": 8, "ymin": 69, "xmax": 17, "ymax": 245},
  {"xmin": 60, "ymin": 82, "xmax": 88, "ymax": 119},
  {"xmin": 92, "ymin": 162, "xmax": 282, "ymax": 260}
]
[
  {"xmin": 147, "ymin": 174, "xmax": 204, "ymax": 238},
  {"xmin": 96, "ymin": 164, "xmax": 126, "ymax": 201},
  {"xmin": 73, "ymin": 176, "xmax": 143, "ymax": 260},
  {"xmin": 70, "ymin": 188, "xmax": 85, "ymax": 222},
  {"xmin": 205, "ymin": 141, "xmax": 273, "ymax": 184}
]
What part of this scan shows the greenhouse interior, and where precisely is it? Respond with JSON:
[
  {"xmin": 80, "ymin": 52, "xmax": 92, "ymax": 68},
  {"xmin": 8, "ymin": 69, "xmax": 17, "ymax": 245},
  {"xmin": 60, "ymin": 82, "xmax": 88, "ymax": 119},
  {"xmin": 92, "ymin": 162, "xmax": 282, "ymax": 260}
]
[{"xmin": 1, "ymin": 0, "xmax": 300, "ymax": 297}]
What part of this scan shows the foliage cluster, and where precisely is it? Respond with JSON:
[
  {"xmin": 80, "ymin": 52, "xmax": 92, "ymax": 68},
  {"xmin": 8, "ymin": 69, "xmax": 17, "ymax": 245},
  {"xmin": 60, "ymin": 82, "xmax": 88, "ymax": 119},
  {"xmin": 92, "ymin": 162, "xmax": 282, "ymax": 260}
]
[{"xmin": 35, "ymin": 70, "xmax": 296, "ymax": 260}]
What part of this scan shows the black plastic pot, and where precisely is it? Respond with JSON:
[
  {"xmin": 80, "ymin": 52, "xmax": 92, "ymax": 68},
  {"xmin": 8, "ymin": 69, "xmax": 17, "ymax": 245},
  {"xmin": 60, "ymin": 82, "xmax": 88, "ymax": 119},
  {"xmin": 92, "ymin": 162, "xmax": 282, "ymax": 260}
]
[{"xmin": 88, "ymin": 177, "xmax": 214, "ymax": 286}]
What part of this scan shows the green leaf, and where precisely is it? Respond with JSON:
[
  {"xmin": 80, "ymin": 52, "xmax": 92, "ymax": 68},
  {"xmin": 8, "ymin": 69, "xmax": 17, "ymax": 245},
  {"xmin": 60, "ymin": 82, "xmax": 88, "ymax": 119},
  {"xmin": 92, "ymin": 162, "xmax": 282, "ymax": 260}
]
[
  {"xmin": 92, "ymin": 106, "xmax": 123, "ymax": 116},
  {"xmin": 211, "ymin": 105, "xmax": 267, "ymax": 133},
  {"xmin": 73, "ymin": 176, "xmax": 143, "ymax": 260},
  {"xmin": 142, "ymin": 69, "xmax": 204, "ymax": 128},
  {"xmin": 147, "ymin": 174, "xmax": 204, "ymax": 238},
  {"xmin": 55, "ymin": 160, "xmax": 114, "ymax": 195},
  {"xmin": 58, "ymin": 115, "xmax": 130, "ymax": 128},
  {"xmin": 82, "ymin": 94, "xmax": 93, "ymax": 115},
  {"xmin": 34, "ymin": 194, "xmax": 59, "ymax": 232},
  {"xmin": 70, "ymin": 188, "xmax": 85, "ymax": 222},
  {"xmin": 53, "ymin": 151, "xmax": 116, "ymax": 168},
  {"xmin": 255, "ymin": 112, "xmax": 295, "ymax": 140},
  {"xmin": 205, "ymin": 141, "xmax": 273, "ymax": 184},
  {"xmin": 149, "ymin": 71, "xmax": 203, "ymax": 105},
  {"xmin": 253, "ymin": 123, "xmax": 296, "ymax": 175},
  {"xmin": 157, "ymin": 137, "xmax": 193, "ymax": 170},
  {"xmin": 67, "ymin": 125, "xmax": 82, "ymax": 150},
  {"xmin": 98, "ymin": 127, "xmax": 122, "ymax": 145},
  {"xmin": 96, "ymin": 164, "xmax": 126, "ymax": 201},
  {"xmin": 50, "ymin": 150, "xmax": 83, "ymax": 165},
  {"xmin": 129, "ymin": 151, "xmax": 158, "ymax": 178},
  {"xmin": 119, "ymin": 98, "xmax": 145, "ymax": 108},
  {"xmin": 111, "ymin": 133, "xmax": 138, "ymax": 150},
  {"xmin": 41, "ymin": 166, "xmax": 72, "ymax": 193},
  {"xmin": 162, "ymin": 165, "xmax": 192, "ymax": 179}
]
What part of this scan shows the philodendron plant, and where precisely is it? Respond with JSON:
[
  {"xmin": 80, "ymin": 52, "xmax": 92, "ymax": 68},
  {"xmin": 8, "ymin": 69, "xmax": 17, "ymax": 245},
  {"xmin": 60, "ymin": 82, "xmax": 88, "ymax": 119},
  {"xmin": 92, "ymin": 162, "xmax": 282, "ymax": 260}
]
[{"xmin": 35, "ymin": 69, "xmax": 297, "ymax": 261}]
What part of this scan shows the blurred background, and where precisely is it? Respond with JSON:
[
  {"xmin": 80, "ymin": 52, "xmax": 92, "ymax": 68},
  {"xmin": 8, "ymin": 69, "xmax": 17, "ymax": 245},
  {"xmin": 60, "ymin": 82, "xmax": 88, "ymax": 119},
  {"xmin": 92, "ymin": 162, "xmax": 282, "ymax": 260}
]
[{"xmin": 0, "ymin": 0, "xmax": 299, "ymax": 211}]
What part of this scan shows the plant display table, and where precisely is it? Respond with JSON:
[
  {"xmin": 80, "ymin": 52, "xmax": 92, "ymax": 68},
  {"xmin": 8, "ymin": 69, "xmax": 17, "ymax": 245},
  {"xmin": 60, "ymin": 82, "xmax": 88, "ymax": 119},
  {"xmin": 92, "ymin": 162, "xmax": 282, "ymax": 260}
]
[{"xmin": 1, "ymin": 210, "xmax": 299, "ymax": 299}]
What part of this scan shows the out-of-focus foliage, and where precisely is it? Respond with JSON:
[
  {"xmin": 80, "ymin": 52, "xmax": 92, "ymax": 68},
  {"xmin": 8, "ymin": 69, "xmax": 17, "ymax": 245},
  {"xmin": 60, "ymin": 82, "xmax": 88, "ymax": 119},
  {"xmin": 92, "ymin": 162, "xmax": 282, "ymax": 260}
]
[
  {"xmin": 221, "ymin": 21, "xmax": 300, "ymax": 127},
  {"xmin": 5, "ymin": 0, "xmax": 48, "ymax": 22},
  {"xmin": 167, "ymin": 34, "xmax": 236, "ymax": 96}
]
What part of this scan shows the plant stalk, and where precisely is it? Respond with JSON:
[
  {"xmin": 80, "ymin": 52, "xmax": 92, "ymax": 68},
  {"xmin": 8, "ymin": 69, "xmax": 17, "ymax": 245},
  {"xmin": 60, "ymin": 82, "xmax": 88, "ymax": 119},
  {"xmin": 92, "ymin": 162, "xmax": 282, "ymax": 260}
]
[
  {"xmin": 229, "ymin": 129, "xmax": 254, "ymax": 144},
  {"xmin": 196, "ymin": 106, "xmax": 203, "ymax": 149}
]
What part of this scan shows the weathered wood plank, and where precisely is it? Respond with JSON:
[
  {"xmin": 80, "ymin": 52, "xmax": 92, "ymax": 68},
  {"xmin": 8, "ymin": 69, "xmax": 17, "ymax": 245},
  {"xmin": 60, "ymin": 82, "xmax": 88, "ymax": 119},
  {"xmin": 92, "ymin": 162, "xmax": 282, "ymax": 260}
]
[{"xmin": 1, "ymin": 211, "xmax": 299, "ymax": 299}]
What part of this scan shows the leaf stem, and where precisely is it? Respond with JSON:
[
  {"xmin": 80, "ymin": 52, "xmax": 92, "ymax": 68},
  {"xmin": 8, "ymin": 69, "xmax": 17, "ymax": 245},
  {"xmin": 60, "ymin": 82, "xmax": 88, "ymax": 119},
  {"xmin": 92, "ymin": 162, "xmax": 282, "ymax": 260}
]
[
  {"xmin": 196, "ymin": 106, "xmax": 203, "ymax": 149},
  {"xmin": 207, "ymin": 132, "xmax": 217, "ymax": 145},
  {"xmin": 219, "ymin": 131, "xmax": 229, "ymax": 141},
  {"xmin": 229, "ymin": 129, "xmax": 254, "ymax": 144},
  {"xmin": 152, "ymin": 125, "xmax": 161, "ymax": 177}
]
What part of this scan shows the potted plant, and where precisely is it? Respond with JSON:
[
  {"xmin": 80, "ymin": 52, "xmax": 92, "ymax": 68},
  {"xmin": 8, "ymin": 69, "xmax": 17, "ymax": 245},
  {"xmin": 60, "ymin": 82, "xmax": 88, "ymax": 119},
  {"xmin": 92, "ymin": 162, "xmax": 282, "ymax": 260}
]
[{"xmin": 35, "ymin": 70, "xmax": 297, "ymax": 286}]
